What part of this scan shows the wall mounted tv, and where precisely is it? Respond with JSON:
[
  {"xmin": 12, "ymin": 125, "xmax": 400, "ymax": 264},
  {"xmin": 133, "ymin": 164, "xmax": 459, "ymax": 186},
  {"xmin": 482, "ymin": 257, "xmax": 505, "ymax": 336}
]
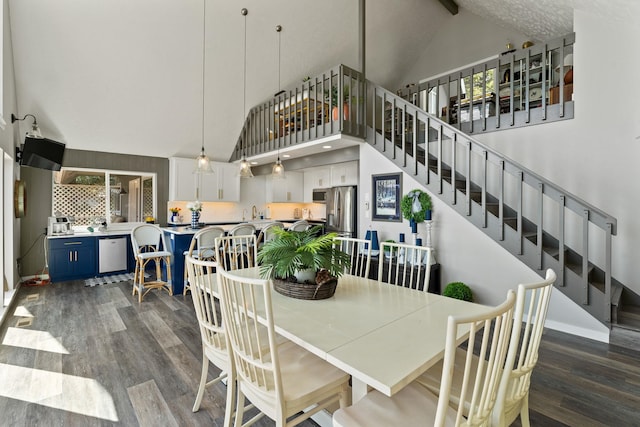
[{"xmin": 19, "ymin": 136, "xmax": 65, "ymax": 171}]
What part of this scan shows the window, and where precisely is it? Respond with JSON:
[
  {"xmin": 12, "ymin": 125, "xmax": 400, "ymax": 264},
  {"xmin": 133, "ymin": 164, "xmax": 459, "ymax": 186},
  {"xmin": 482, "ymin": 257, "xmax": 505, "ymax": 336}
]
[{"xmin": 52, "ymin": 168, "xmax": 156, "ymax": 227}]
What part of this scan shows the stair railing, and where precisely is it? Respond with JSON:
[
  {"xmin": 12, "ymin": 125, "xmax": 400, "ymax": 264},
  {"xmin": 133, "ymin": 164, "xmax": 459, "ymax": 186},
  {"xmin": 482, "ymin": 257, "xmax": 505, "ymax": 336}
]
[
  {"xmin": 371, "ymin": 83, "xmax": 617, "ymax": 322},
  {"xmin": 230, "ymin": 65, "xmax": 366, "ymax": 162}
]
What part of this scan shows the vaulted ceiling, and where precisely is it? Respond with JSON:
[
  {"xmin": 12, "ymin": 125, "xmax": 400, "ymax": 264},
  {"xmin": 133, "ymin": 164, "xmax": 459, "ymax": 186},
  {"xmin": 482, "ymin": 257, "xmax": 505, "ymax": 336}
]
[{"xmin": 8, "ymin": 0, "xmax": 595, "ymax": 163}]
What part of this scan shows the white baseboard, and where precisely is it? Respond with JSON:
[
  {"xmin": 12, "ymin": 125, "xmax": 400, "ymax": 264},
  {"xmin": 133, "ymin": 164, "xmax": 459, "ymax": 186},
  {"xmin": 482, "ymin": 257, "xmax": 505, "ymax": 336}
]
[{"xmin": 544, "ymin": 319, "xmax": 610, "ymax": 343}]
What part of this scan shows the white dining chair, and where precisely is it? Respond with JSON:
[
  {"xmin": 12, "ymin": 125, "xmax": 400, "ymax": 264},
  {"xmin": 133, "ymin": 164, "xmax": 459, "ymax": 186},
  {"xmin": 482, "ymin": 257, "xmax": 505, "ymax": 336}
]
[
  {"xmin": 333, "ymin": 290, "xmax": 516, "ymax": 427},
  {"xmin": 182, "ymin": 226, "xmax": 225, "ymax": 295},
  {"xmin": 288, "ymin": 220, "xmax": 310, "ymax": 231},
  {"xmin": 228, "ymin": 223, "xmax": 256, "ymax": 236},
  {"xmin": 217, "ymin": 267, "xmax": 350, "ymax": 427},
  {"xmin": 256, "ymin": 221, "xmax": 284, "ymax": 248},
  {"xmin": 334, "ymin": 236, "xmax": 372, "ymax": 278},
  {"xmin": 378, "ymin": 241, "xmax": 432, "ymax": 292},
  {"xmin": 416, "ymin": 269, "xmax": 556, "ymax": 427},
  {"xmin": 130, "ymin": 224, "xmax": 173, "ymax": 302},
  {"xmin": 186, "ymin": 255, "xmax": 233, "ymax": 424},
  {"xmin": 216, "ymin": 234, "xmax": 258, "ymax": 271}
]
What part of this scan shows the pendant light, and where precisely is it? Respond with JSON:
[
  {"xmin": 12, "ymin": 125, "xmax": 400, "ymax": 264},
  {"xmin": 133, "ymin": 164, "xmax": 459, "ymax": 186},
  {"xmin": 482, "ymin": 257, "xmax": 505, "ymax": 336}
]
[
  {"xmin": 195, "ymin": 0, "xmax": 213, "ymax": 174},
  {"xmin": 238, "ymin": 8, "xmax": 254, "ymax": 178},
  {"xmin": 271, "ymin": 24, "xmax": 286, "ymax": 179}
]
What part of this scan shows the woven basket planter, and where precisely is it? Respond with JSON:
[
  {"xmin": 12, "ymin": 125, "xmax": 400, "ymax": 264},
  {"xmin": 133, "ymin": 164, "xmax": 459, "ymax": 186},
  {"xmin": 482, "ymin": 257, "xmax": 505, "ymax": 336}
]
[{"xmin": 273, "ymin": 277, "xmax": 338, "ymax": 300}]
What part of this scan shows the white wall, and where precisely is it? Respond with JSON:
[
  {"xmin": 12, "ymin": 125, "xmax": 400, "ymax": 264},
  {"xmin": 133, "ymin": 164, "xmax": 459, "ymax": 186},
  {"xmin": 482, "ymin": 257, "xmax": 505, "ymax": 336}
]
[
  {"xmin": 359, "ymin": 143, "xmax": 609, "ymax": 342},
  {"xmin": 401, "ymin": 8, "xmax": 530, "ymax": 87}
]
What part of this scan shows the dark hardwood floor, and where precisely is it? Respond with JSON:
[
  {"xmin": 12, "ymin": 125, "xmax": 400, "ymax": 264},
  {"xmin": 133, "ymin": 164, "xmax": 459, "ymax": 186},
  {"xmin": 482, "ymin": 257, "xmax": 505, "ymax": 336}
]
[{"xmin": 0, "ymin": 279, "xmax": 639, "ymax": 426}]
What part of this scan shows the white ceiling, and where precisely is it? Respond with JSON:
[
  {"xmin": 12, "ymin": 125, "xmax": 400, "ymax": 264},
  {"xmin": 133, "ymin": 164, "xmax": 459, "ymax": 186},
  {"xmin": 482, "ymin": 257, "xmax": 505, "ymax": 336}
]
[{"xmin": 12, "ymin": 0, "xmax": 619, "ymax": 164}]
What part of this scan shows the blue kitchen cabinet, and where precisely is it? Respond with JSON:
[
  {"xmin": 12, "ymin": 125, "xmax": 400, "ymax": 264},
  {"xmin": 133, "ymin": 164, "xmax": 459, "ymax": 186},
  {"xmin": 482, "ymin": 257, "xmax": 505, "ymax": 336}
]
[{"xmin": 48, "ymin": 237, "xmax": 96, "ymax": 282}]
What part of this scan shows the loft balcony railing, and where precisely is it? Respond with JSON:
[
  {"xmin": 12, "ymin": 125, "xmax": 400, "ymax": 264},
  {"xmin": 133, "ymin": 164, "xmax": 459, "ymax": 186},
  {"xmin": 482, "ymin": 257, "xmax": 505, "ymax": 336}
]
[
  {"xmin": 397, "ymin": 33, "xmax": 575, "ymax": 135},
  {"xmin": 230, "ymin": 65, "xmax": 366, "ymax": 162}
]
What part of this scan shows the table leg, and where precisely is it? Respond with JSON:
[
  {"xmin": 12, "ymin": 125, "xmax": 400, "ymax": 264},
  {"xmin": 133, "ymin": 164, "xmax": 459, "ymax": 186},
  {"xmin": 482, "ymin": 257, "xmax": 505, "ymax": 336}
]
[{"xmin": 351, "ymin": 378, "xmax": 369, "ymax": 403}]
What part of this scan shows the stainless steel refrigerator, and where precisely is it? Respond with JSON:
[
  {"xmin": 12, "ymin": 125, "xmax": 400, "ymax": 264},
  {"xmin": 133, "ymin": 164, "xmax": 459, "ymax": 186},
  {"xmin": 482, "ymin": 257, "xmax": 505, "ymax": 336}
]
[{"xmin": 326, "ymin": 186, "xmax": 357, "ymax": 237}]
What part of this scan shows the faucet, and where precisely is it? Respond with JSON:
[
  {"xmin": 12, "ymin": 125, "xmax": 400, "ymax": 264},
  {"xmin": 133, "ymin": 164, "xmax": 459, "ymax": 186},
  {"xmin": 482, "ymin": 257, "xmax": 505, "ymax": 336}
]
[
  {"xmin": 242, "ymin": 208, "xmax": 248, "ymax": 221},
  {"xmin": 251, "ymin": 205, "xmax": 258, "ymax": 220}
]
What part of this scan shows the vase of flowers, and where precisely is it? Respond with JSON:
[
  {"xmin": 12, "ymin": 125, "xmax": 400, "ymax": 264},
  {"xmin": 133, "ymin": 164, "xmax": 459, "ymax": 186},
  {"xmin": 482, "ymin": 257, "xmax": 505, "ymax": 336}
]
[
  {"xmin": 169, "ymin": 207, "xmax": 181, "ymax": 223},
  {"xmin": 187, "ymin": 201, "xmax": 202, "ymax": 228}
]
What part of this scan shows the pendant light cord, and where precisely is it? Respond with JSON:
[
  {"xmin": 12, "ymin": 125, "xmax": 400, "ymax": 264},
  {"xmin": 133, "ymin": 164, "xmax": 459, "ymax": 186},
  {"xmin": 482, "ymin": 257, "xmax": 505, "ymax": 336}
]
[
  {"xmin": 201, "ymin": 0, "xmax": 206, "ymax": 153},
  {"xmin": 242, "ymin": 8, "xmax": 248, "ymax": 157},
  {"xmin": 276, "ymin": 24, "xmax": 282, "ymax": 158}
]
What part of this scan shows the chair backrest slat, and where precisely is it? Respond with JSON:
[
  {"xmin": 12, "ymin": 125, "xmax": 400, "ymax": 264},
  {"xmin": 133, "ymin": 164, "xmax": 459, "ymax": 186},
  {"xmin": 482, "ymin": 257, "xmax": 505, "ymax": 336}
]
[
  {"xmin": 334, "ymin": 236, "xmax": 372, "ymax": 278},
  {"xmin": 378, "ymin": 241, "xmax": 432, "ymax": 292},
  {"xmin": 216, "ymin": 235, "xmax": 258, "ymax": 271}
]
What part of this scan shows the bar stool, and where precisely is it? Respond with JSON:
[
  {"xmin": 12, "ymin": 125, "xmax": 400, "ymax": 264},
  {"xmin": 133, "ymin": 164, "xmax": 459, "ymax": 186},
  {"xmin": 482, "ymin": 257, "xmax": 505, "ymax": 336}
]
[{"xmin": 130, "ymin": 224, "xmax": 173, "ymax": 302}]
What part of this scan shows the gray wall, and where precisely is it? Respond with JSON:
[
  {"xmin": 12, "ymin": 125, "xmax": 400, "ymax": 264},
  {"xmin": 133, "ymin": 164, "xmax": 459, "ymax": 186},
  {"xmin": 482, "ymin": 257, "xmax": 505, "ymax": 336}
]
[{"xmin": 19, "ymin": 149, "xmax": 168, "ymax": 276}]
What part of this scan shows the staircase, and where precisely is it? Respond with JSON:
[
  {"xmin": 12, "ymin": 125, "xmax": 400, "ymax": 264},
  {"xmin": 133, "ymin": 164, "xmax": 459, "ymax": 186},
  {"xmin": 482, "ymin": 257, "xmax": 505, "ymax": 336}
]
[
  {"xmin": 231, "ymin": 64, "xmax": 630, "ymax": 329},
  {"xmin": 369, "ymin": 84, "xmax": 619, "ymax": 326}
]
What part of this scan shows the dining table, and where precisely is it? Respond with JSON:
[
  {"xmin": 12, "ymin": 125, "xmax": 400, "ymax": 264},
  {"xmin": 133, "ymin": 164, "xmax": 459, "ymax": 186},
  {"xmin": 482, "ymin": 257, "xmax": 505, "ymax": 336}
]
[{"xmin": 222, "ymin": 267, "xmax": 491, "ymax": 405}]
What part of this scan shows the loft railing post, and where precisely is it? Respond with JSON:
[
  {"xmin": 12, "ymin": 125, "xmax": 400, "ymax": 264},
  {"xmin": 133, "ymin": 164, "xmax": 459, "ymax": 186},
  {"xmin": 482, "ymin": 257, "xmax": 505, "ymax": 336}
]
[
  {"xmin": 451, "ymin": 133, "xmax": 457, "ymax": 204},
  {"xmin": 437, "ymin": 126, "xmax": 443, "ymax": 194}
]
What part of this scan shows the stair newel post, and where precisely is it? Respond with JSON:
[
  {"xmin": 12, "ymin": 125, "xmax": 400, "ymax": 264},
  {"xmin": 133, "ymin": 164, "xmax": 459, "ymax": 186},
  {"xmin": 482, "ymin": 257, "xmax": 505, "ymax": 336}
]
[
  {"xmin": 582, "ymin": 209, "xmax": 590, "ymax": 305},
  {"xmin": 498, "ymin": 160, "xmax": 505, "ymax": 241},
  {"xmin": 437, "ymin": 126, "xmax": 444, "ymax": 195},
  {"xmin": 537, "ymin": 182, "xmax": 544, "ymax": 268},
  {"xmin": 451, "ymin": 133, "xmax": 457, "ymax": 205},
  {"xmin": 558, "ymin": 195, "xmax": 566, "ymax": 287},
  {"xmin": 481, "ymin": 150, "xmax": 488, "ymax": 228},
  {"xmin": 516, "ymin": 171, "xmax": 524, "ymax": 255},
  {"xmin": 605, "ymin": 222, "xmax": 613, "ymax": 322},
  {"xmin": 465, "ymin": 141, "xmax": 472, "ymax": 216}
]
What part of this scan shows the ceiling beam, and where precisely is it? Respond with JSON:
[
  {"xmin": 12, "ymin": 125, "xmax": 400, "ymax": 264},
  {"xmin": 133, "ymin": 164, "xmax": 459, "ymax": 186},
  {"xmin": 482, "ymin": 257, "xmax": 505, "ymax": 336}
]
[{"xmin": 437, "ymin": 0, "xmax": 458, "ymax": 15}]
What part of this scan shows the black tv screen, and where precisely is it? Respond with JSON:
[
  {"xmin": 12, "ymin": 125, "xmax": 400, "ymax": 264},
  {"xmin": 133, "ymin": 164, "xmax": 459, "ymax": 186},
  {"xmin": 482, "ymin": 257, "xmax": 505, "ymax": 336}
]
[{"xmin": 20, "ymin": 136, "xmax": 65, "ymax": 171}]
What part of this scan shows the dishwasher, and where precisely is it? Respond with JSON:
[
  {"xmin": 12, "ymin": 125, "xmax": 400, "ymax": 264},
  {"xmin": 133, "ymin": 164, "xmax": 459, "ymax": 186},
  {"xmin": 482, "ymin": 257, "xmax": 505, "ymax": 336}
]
[{"xmin": 98, "ymin": 237, "xmax": 128, "ymax": 274}]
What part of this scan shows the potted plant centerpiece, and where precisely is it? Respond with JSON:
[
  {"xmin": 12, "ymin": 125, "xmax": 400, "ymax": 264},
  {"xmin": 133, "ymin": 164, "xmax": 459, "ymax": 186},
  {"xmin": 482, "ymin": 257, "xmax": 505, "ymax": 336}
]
[{"xmin": 257, "ymin": 225, "xmax": 351, "ymax": 299}]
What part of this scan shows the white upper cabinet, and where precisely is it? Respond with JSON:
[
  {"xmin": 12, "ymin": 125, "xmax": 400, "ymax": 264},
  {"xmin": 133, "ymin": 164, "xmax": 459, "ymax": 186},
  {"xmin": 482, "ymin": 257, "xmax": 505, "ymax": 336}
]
[
  {"xmin": 169, "ymin": 157, "xmax": 197, "ymax": 201},
  {"xmin": 169, "ymin": 158, "xmax": 240, "ymax": 202},
  {"xmin": 200, "ymin": 162, "xmax": 240, "ymax": 202},
  {"xmin": 330, "ymin": 161, "xmax": 358, "ymax": 186},
  {"xmin": 266, "ymin": 171, "xmax": 304, "ymax": 203}
]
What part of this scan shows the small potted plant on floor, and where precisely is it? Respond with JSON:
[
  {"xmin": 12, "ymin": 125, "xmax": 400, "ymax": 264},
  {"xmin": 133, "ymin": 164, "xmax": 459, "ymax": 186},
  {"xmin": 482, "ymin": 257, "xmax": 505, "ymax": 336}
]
[
  {"xmin": 258, "ymin": 225, "xmax": 351, "ymax": 299},
  {"xmin": 443, "ymin": 281, "xmax": 473, "ymax": 302}
]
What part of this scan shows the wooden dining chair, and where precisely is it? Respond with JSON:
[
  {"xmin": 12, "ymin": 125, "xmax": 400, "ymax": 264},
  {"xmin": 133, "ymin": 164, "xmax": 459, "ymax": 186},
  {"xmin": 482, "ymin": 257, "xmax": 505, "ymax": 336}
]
[
  {"xmin": 130, "ymin": 224, "xmax": 173, "ymax": 302},
  {"xmin": 378, "ymin": 241, "xmax": 432, "ymax": 292},
  {"xmin": 216, "ymin": 234, "xmax": 258, "ymax": 271},
  {"xmin": 333, "ymin": 290, "xmax": 516, "ymax": 427},
  {"xmin": 182, "ymin": 226, "xmax": 225, "ymax": 295},
  {"xmin": 416, "ymin": 269, "xmax": 557, "ymax": 427},
  {"xmin": 334, "ymin": 236, "xmax": 372, "ymax": 278},
  {"xmin": 256, "ymin": 221, "xmax": 284, "ymax": 248},
  {"xmin": 217, "ymin": 268, "xmax": 350, "ymax": 427}
]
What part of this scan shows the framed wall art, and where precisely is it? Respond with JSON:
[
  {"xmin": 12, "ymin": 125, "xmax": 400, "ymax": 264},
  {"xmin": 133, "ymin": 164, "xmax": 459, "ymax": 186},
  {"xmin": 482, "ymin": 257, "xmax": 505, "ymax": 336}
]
[{"xmin": 371, "ymin": 173, "xmax": 402, "ymax": 222}]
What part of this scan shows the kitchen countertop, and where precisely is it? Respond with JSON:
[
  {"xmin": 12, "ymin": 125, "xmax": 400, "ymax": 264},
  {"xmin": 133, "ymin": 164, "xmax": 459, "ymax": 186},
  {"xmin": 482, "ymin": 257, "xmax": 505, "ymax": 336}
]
[{"xmin": 46, "ymin": 230, "xmax": 133, "ymax": 239}]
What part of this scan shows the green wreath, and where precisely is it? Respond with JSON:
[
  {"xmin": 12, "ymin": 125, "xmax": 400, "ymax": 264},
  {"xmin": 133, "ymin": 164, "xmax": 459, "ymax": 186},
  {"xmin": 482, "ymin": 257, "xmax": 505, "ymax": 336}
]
[{"xmin": 401, "ymin": 189, "xmax": 432, "ymax": 223}]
